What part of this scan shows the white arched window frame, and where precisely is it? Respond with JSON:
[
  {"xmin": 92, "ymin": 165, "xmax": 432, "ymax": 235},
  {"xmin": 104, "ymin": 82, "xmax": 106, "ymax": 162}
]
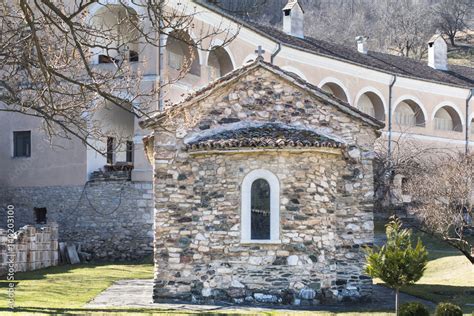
[{"xmin": 241, "ymin": 169, "xmax": 280, "ymax": 244}]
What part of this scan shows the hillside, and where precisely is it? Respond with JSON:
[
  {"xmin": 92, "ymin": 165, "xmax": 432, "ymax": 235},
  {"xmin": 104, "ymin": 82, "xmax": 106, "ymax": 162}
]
[{"xmin": 202, "ymin": 0, "xmax": 473, "ymax": 67}]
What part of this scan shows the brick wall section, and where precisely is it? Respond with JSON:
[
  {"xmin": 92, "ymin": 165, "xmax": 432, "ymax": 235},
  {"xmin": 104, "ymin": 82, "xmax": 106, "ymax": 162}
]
[
  {"xmin": 150, "ymin": 67, "xmax": 379, "ymax": 305},
  {"xmin": 0, "ymin": 181, "xmax": 154, "ymax": 260},
  {"xmin": 0, "ymin": 223, "xmax": 59, "ymax": 275}
]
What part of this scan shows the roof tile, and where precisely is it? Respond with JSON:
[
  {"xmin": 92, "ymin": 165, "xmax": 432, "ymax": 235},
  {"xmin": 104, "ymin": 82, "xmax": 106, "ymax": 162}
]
[{"xmin": 186, "ymin": 123, "xmax": 343, "ymax": 151}]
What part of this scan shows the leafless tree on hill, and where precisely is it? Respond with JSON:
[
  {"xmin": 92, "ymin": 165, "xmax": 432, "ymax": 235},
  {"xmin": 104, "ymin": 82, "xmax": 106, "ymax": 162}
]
[
  {"xmin": 433, "ymin": 0, "xmax": 472, "ymax": 46},
  {"xmin": 374, "ymin": 0, "xmax": 436, "ymax": 59}
]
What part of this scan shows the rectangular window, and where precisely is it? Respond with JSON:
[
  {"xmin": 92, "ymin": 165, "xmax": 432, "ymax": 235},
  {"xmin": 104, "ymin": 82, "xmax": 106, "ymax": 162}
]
[
  {"xmin": 129, "ymin": 50, "xmax": 139, "ymax": 62},
  {"xmin": 13, "ymin": 131, "xmax": 31, "ymax": 157},
  {"xmin": 126, "ymin": 141, "xmax": 133, "ymax": 163},
  {"xmin": 34, "ymin": 207, "xmax": 47, "ymax": 224},
  {"xmin": 107, "ymin": 137, "xmax": 115, "ymax": 164}
]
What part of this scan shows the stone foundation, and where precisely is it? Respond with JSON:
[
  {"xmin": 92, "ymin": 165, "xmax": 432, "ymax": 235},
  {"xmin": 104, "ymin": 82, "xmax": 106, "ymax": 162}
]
[
  {"xmin": 0, "ymin": 181, "xmax": 154, "ymax": 261},
  {"xmin": 0, "ymin": 223, "xmax": 59, "ymax": 275}
]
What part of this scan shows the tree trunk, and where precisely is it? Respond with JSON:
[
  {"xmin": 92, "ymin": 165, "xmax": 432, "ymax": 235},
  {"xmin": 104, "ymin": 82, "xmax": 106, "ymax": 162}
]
[
  {"xmin": 449, "ymin": 35, "xmax": 456, "ymax": 46},
  {"xmin": 395, "ymin": 288, "xmax": 400, "ymax": 316}
]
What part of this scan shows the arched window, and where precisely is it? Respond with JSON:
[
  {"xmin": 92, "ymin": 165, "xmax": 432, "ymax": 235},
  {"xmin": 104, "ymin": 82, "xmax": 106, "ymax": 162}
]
[
  {"xmin": 90, "ymin": 5, "xmax": 140, "ymax": 64},
  {"xmin": 166, "ymin": 30, "xmax": 201, "ymax": 76},
  {"xmin": 207, "ymin": 46, "xmax": 234, "ymax": 81},
  {"xmin": 394, "ymin": 100, "xmax": 426, "ymax": 127},
  {"xmin": 356, "ymin": 91, "xmax": 386, "ymax": 121},
  {"xmin": 241, "ymin": 169, "xmax": 280, "ymax": 243},
  {"xmin": 433, "ymin": 106, "xmax": 462, "ymax": 132},
  {"xmin": 320, "ymin": 82, "xmax": 349, "ymax": 103}
]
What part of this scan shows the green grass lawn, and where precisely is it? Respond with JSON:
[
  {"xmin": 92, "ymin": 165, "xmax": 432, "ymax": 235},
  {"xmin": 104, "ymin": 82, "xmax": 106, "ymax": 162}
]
[
  {"xmin": 0, "ymin": 262, "xmax": 154, "ymax": 314},
  {"xmin": 374, "ymin": 220, "xmax": 474, "ymax": 314}
]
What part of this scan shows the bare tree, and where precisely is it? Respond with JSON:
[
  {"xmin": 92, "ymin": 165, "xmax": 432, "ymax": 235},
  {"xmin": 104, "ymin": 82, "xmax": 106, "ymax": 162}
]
[
  {"xmin": 374, "ymin": 130, "xmax": 474, "ymax": 263},
  {"xmin": 433, "ymin": 0, "xmax": 471, "ymax": 46},
  {"xmin": 0, "ymin": 0, "xmax": 238, "ymax": 153},
  {"xmin": 373, "ymin": 130, "xmax": 441, "ymax": 210},
  {"xmin": 407, "ymin": 153, "xmax": 474, "ymax": 264},
  {"xmin": 374, "ymin": 0, "xmax": 436, "ymax": 59}
]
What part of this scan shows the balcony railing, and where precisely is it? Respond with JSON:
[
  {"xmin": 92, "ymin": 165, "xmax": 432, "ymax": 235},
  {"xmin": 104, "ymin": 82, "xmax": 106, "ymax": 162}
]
[
  {"xmin": 434, "ymin": 117, "xmax": 454, "ymax": 131},
  {"xmin": 394, "ymin": 112, "xmax": 416, "ymax": 127}
]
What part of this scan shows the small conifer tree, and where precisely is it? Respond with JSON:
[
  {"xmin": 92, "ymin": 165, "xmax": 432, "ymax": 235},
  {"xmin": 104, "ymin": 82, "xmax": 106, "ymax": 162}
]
[{"xmin": 365, "ymin": 216, "xmax": 428, "ymax": 315}]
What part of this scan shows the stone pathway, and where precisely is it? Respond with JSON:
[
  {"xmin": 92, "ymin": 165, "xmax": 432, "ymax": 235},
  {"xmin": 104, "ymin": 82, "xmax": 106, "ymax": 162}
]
[{"xmin": 85, "ymin": 279, "xmax": 436, "ymax": 312}]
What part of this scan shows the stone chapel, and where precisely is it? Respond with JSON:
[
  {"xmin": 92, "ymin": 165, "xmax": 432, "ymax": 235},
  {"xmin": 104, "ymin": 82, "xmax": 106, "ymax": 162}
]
[{"xmin": 141, "ymin": 59, "xmax": 384, "ymax": 305}]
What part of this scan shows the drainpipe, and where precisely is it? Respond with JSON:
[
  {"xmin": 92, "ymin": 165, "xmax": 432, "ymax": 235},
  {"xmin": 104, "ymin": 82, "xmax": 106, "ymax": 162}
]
[
  {"xmin": 388, "ymin": 75, "xmax": 397, "ymax": 159},
  {"xmin": 158, "ymin": 19, "xmax": 165, "ymax": 112},
  {"xmin": 270, "ymin": 42, "xmax": 281, "ymax": 64},
  {"xmin": 466, "ymin": 88, "xmax": 474, "ymax": 155}
]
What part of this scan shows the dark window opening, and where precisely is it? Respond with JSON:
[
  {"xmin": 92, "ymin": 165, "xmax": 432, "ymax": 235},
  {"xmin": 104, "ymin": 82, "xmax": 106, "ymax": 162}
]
[
  {"xmin": 251, "ymin": 179, "xmax": 271, "ymax": 240},
  {"xmin": 401, "ymin": 177, "xmax": 409, "ymax": 195},
  {"xmin": 13, "ymin": 131, "xmax": 31, "ymax": 157},
  {"xmin": 126, "ymin": 141, "xmax": 133, "ymax": 163},
  {"xmin": 284, "ymin": 9, "xmax": 291, "ymax": 16},
  {"xmin": 34, "ymin": 207, "xmax": 47, "ymax": 224},
  {"xmin": 99, "ymin": 54, "xmax": 120, "ymax": 64},
  {"xmin": 129, "ymin": 50, "xmax": 139, "ymax": 62},
  {"xmin": 107, "ymin": 137, "xmax": 114, "ymax": 164}
]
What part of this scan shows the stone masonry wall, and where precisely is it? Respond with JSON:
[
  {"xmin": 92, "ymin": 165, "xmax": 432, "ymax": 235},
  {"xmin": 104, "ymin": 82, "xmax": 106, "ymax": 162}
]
[
  {"xmin": 0, "ymin": 223, "xmax": 59, "ymax": 276},
  {"xmin": 0, "ymin": 181, "xmax": 154, "ymax": 261},
  {"xmin": 151, "ymin": 65, "xmax": 379, "ymax": 305},
  {"xmin": 154, "ymin": 150, "xmax": 373, "ymax": 305}
]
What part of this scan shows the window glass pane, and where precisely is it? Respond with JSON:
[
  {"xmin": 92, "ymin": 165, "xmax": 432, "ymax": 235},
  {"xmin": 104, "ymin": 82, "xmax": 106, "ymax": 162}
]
[
  {"xmin": 126, "ymin": 141, "xmax": 133, "ymax": 163},
  {"xmin": 107, "ymin": 137, "xmax": 114, "ymax": 164},
  {"xmin": 13, "ymin": 131, "xmax": 31, "ymax": 157},
  {"xmin": 251, "ymin": 179, "xmax": 271, "ymax": 240}
]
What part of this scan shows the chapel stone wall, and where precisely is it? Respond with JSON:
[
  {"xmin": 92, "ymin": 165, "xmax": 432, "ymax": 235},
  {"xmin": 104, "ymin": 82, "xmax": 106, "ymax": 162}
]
[
  {"xmin": 154, "ymin": 150, "xmax": 373, "ymax": 304},
  {"xmin": 152, "ymin": 66, "xmax": 378, "ymax": 305}
]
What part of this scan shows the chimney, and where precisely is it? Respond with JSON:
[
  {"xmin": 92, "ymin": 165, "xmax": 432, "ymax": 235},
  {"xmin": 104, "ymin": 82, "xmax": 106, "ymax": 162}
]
[
  {"xmin": 282, "ymin": 0, "xmax": 304, "ymax": 39},
  {"xmin": 428, "ymin": 34, "xmax": 448, "ymax": 71},
  {"xmin": 355, "ymin": 36, "xmax": 368, "ymax": 54}
]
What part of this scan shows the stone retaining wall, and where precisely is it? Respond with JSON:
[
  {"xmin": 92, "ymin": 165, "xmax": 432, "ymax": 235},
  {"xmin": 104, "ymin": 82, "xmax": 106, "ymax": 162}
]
[
  {"xmin": 0, "ymin": 181, "xmax": 154, "ymax": 261},
  {"xmin": 0, "ymin": 223, "xmax": 59, "ymax": 275}
]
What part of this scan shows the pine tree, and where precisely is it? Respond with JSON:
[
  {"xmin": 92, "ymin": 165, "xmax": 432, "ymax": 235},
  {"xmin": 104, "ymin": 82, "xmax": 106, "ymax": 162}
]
[{"xmin": 365, "ymin": 216, "xmax": 428, "ymax": 316}]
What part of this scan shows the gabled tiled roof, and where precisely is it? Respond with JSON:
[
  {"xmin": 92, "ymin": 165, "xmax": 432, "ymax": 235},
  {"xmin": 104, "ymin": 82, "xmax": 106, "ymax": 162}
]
[
  {"xmin": 186, "ymin": 123, "xmax": 342, "ymax": 150},
  {"xmin": 195, "ymin": 1, "xmax": 474, "ymax": 89}
]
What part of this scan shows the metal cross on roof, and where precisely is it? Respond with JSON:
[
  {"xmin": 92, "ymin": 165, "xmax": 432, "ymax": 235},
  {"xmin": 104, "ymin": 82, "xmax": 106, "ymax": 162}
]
[{"xmin": 255, "ymin": 45, "xmax": 265, "ymax": 61}]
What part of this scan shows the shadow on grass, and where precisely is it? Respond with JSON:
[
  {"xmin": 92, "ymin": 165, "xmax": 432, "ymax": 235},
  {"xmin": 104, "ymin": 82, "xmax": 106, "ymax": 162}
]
[
  {"xmin": 0, "ymin": 260, "xmax": 153, "ymax": 283},
  {"xmin": 374, "ymin": 219, "xmax": 462, "ymax": 260},
  {"xmin": 401, "ymin": 284, "xmax": 474, "ymax": 314},
  {"xmin": 0, "ymin": 306, "xmax": 395, "ymax": 316},
  {"xmin": 0, "ymin": 306, "xmax": 234, "ymax": 315}
]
